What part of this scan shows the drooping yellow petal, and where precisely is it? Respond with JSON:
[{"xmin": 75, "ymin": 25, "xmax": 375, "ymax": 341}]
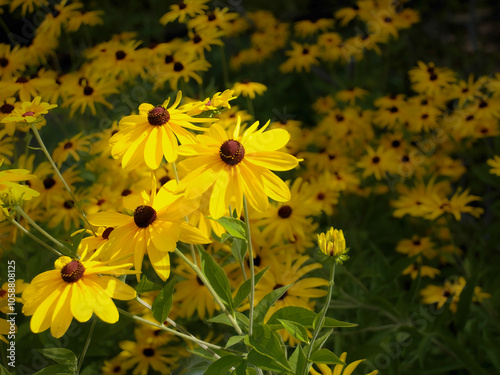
[
  {"xmin": 147, "ymin": 244, "xmax": 172, "ymax": 282},
  {"xmin": 161, "ymin": 125, "xmax": 178, "ymax": 163},
  {"xmin": 144, "ymin": 126, "xmax": 162, "ymax": 169},
  {"xmin": 81, "ymin": 277, "xmax": 119, "ymax": 323},
  {"xmin": 71, "ymin": 282, "xmax": 93, "ymax": 322},
  {"xmin": 30, "ymin": 286, "xmax": 63, "ymax": 333},
  {"xmin": 88, "ymin": 212, "xmax": 131, "ymax": 227},
  {"xmin": 210, "ymin": 168, "xmax": 230, "ymax": 219},
  {"xmin": 50, "ymin": 286, "xmax": 74, "ymax": 338},
  {"xmin": 260, "ymin": 168, "xmax": 292, "ymax": 202},
  {"xmin": 149, "ymin": 220, "xmax": 181, "ymax": 252},
  {"xmin": 178, "ymin": 221, "xmax": 211, "ymax": 244}
]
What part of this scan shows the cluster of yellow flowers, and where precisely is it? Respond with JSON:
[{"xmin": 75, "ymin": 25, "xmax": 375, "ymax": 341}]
[{"xmin": 0, "ymin": 0, "xmax": 497, "ymax": 373}]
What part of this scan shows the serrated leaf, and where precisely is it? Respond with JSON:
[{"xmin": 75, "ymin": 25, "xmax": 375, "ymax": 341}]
[
  {"xmin": 309, "ymin": 349, "xmax": 344, "ymax": 365},
  {"xmin": 253, "ymin": 284, "xmax": 293, "ymax": 326},
  {"xmin": 231, "ymin": 238, "xmax": 247, "ymax": 262},
  {"xmin": 36, "ymin": 348, "xmax": 77, "ymax": 368},
  {"xmin": 151, "ymin": 276, "xmax": 176, "ymax": 324},
  {"xmin": 198, "ymin": 247, "xmax": 234, "ymax": 311},
  {"xmin": 136, "ymin": 275, "xmax": 162, "ymax": 294},
  {"xmin": 215, "ymin": 217, "xmax": 247, "ymax": 240},
  {"xmin": 233, "ymin": 266, "xmax": 269, "ymax": 309},
  {"xmin": 267, "ymin": 306, "xmax": 356, "ymax": 330},
  {"xmin": 33, "ymin": 364, "xmax": 74, "ymax": 375},
  {"xmin": 225, "ymin": 335, "xmax": 247, "ymax": 348},
  {"xmin": 205, "ymin": 355, "xmax": 243, "ymax": 375},
  {"xmin": 247, "ymin": 349, "xmax": 291, "ymax": 373},
  {"xmin": 278, "ymin": 319, "xmax": 310, "ymax": 343}
]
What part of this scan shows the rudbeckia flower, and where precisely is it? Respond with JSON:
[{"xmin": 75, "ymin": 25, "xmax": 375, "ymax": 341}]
[
  {"xmin": 177, "ymin": 119, "xmax": 300, "ymax": 219},
  {"xmin": 0, "ymin": 160, "xmax": 40, "ymax": 207},
  {"xmin": 310, "ymin": 352, "xmax": 379, "ymax": 375},
  {"xmin": 89, "ymin": 181, "xmax": 210, "ymax": 281},
  {"xmin": 22, "ymin": 254, "xmax": 137, "ymax": 338},
  {"xmin": 110, "ymin": 91, "xmax": 215, "ymax": 170},
  {"xmin": 0, "ymin": 96, "xmax": 57, "ymax": 129},
  {"xmin": 231, "ymin": 81, "xmax": 267, "ymax": 99}
]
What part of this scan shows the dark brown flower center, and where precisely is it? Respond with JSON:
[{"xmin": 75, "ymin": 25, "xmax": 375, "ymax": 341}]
[
  {"xmin": 178, "ymin": 1, "xmax": 187, "ymax": 10},
  {"xmin": 193, "ymin": 35, "xmax": 202, "ymax": 44},
  {"xmin": 121, "ymin": 188, "xmax": 132, "ymax": 196},
  {"xmin": 372, "ymin": 156, "xmax": 380, "ymax": 164},
  {"xmin": 134, "ymin": 205, "xmax": 157, "ymax": 227},
  {"xmin": 148, "ymin": 106, "xmax": 170, "ymax": 126},
  {"xmin": 22, "ymin": 111, "xmax": 35, "ymax": 117},
  {"xmin": 115, "ymin": 50, "xmax": 126, "ymax": 60},
  {"xmin": 64, "ymin": 142, "xmax": 73, "ymax": 149},
  {"xmin": 389, "ymin": 106, "xmax": 398, "ymax": 113},
  {"xmin": 278, "ymin": 205, "xmax": 292, "ymax": 218},
  {"xmin": 43, "ymin": 177, "xmax": 56, "ymax": 189},
  {"xmin": 173, "ymin": 62, "xmax": 184, "ymax": 72},
  {"xmin": 16, "ymin": 76, "xmax": 28, "ymax": 83},
  {"xmin": 219, "ymin": 140, "xmax": 245, "ymax": 165},
  {"xmin": 61, "ymin": 260, "xmax": 85, "ymax": 283},
  {"xmin": 102, "ymin": 227, "xmax": 114, "ymax": 240},
  {"xmin": 84, "ymin": 86, "xmax": 94, "ymax": 96},
  {"xmin": 0, "ymin": 103, "xmax": 14, "ymax": 113},
  {"xmin": 0, "ymin": 289, "xmax": 6, "ymax": 298},
  {"xmin": 165, "ymin": 55, "xmax": 174, "ymax": 64},
  {"xmin": 64, "ymin": 200, "xmax": 75, "ymax": 209},
  {"xmin": 143, "ymin": 348, "xmax": 155, "ymax": 357},
  {"xmin": 0, "ymin": 57, "xmax": 8, "ymax": 67}
]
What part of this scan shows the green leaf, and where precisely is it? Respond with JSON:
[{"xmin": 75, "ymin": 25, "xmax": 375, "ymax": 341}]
[
  {"xmin": 309, "ymin": 349, "xmax": 345, "ymax": 365},
  {"xmin": 33, "ymin": 364, "xmax": 74, "ymax": 375},
  {"xmin": 215, "ymin": 216, "xmax": 247, "ymax": 240},
  {"xmin": 36, "ymin": 348, "xmax": 77, "ymax": 368},
  {"xmin": 253, "ymin": 284, "xmax": 293, "ymax": 326},
  {"xmin": 231, "ymin": 360, "xmax": 247, "ymax": 375},
  {"xmin": 234, "ymin": 266, "xmax": 269, "ymax": 309},
  {"xmin": 289, "ymin": 344, "xmax": 308, "ymax": 375},
  {"xmin": 247, "ymin": 349, "xmax": 291, "ymax": 373},
  {"xmin": 221, "ymin": 232, "xmax": 232, "ymax": 244},
  {"xmin": 455, "ymin": 274, "xmax": 477, "ymax": 328},
  {"xmin": 69, "ymin": 230, "xmax": 86, "ymax": 254},
  {"xmin": 303, "ymin": 330, "xmax": 333, "ymax": 357},
  {"xmin": 205, "ymin": 355, "xmax": 244, "ymax": 375},
  {"xmin": 245, "ymin": 325, "xmax": 291, "ymax": 372},
  {"xmin": 231, "ymin": 238, "xmax": 247, "ymax": 262},
  {"xmin": 151, "ymin": 276, "xmax": 176, "ymax": 324},
  {"xmin": 0, "ymin": 364, "xmax": 13, "ymax": 375},
  {"xmin": 136, "ymin": 275, "xmax": 162, "ymax": 294},
  {"xmin": 208, "ymin": 312, "xmax": 249, "ymax": 331},
  {"xmin": 267, "ymin": 306, "xmax": 356, "ymax": 330},
  {"xmin": 198, "ymin": 247, "xmax": 234, "ymax": 311},
  {"xmin": 225, "ymin": 335, "xmax": 247, "ymax": 349},
  {"xmin": 278, "ymin": 319, "xmax": 310, "ymax": 343}
]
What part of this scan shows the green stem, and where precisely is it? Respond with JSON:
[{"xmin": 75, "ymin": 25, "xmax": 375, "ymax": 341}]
[
  {"xmin": 14, "ymin": 206, "xmax": 69, "ymax": 253},
  {"xmin": 118, "ymin": 308, "xmax": 223, "ymax": 354},
  {"xmin": 76, "ymin": 316, "xmax": 97, "ymax": 374},
  {"xmin": 303, "ymin": 260, "xmax": 336, "ymax": 375},
  {"xmin": 174, "ymin": 248, "xmax": 244, "ymax": 335},
  {"xmin": 242, "ymin": 195, "xmax": 256, "ymax": 336},
  {"xmin": 5, "ymin": 214, "xmax": 62, "ymax": 257},
  {"xmin": 172, "ymin": 162, "xmax": 198, "ymax": 266},
  {"xmin": 30, "ymin": 124, "xmax": 97, "ymax": 236}
]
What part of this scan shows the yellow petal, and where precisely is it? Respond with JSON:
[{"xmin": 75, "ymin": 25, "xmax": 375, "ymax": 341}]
[
  {"xmin": 239, "ymin": 163, "xmax": 268, "ymax": 212},
  {"xmin": 260, "ymin": 168, "xmax": 291, "ymax": 202},
  {"xmin": 91, "ymin": 276, "xmax": 136, "ymax": 300},
  {"xmin": 81, "ymin": 277, "xmax": 119, "ymax": 323},
  {"xmin": 246, "ymin": 151, "xmax": 299, "ymax": 171},
  {"xmin": 88, "ymin": 211, "xmax": 131, "ymax": 227},
  {"xmin": 178, "ymin": 221, "xmax": 211, "ymax": 244},
  {"xmin": 147, "ymin": 244, "xmax": 172, "ymax": 282},
  {"xmin": 50, "ymin": 286, "xmax": 74, "ymax": 338},
  {"xmin": 150, "ymin": 220, "xmax": 181, "ymax": 251},
  {"xmin": 71, "ymin": 282, "xmax": 93, "ymax": 322},
  {"xmin": 161, "ymin": 125, "xmax": 178, "ymax": 163},
  {"xmin": 247, "ymin": 128, "xmax": 290, "ymax": 151},
  {"xmin": 210, "ymin": 169, "xmax": 230, "ymax": 219},
  {"xmin": 30, "ymin": 286, "xmax": 63, "ymax": 334},
  {"xmin": 144, "ymin": 126, "xmax": 162, "ymax": 169}
]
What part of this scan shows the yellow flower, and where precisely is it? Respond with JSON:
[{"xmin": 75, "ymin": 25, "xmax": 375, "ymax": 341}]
[
  {"xmin": 51, "ymin": 132, "xmax": 91, "ymax": 167},
  {"xmin": 280, "ymin": 42, "xmax": 320, "ymax": 73},
  {"xmin": 294, "ymin": 19, "xmax": 334, "ymax": 37},
  {"xmin": 310, "ymin": 352, "xmax": 378, "ymax": 375},
  {"xmin": 177, "ymin": 119, "xmax": 300, "ymax": 219},
  {"xmin": 232, "ymin": 81, "xmax": 267, "ymax": 99},
  {"xmin": 0, "ymin": 279, "xmax": 29, "ymax": 313},
  {"xmin": 317, "ymin": 227, "xmax": 349, "ymax": 263},
  {"xmin": 22, "ymin": 254, "xmax": 136, "ymax": 338},
  {"xmin": 487, "ymin": 155, "xmax": 500, "ymax": 176},
  {"xmin": 89, "ymin": 181, "xmax": 210, "ymax": 281},
  {"xmin": 0, "ymin": 96, "xmax": 57, "ymax": 129},
  {"xmin": 0, "ymin": 160, "xmax": 40, "ymax": 208},
  {"xmin": 159, "ymin": 0, "xmax": 209, "ymax": 25},
  {"xmin": 110, "ymin": 91, "xmax": 215, "ymax": 170}
]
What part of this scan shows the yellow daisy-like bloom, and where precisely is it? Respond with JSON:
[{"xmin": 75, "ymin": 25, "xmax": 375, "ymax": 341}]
[
  {"xmin": 310, "ymin": 352, "xmax": 379, "ymax": 375},
  {"xmin": 280, "ymin": 42, "xmax": 320, "ymax": 73},
  {"xmin": 110, "ymin": 91, "xmax": 215, "ymax": 170},
  {"xmin": 0, "ymin": 279, "xmax": 29, "ymax": 313},
  {"xmin": 89, "ymin": 181, "xmax": 210, "ymax": 281},
  {"xmin": 409, "ymin": 61, "xmax": 456, "ymax": 96},
  {"xmin": 294, "ymin": 18, "xmax": 334, "ymax": 38},
  {"xmin": 0, "ymin": 96, "xmax": 57, "ymax": 129},
  {"xmin": 0, "ymin": 161, "xmax": 40, "ymax": 208},
  {"xmin": 52, "ymin": 132, "xmax": 91, "ymax": 167},
  {"xmin": 232, "ymin": 81, "xmax": 267, "ymax": 99},
  {"xmin": 317, "ymin": 227, "xmax": 349, "ymax": 263},
  {"xmin": 177, "ymin": 119, "xmax": 300, "ymax": 219},
  {"xmin": 159, "ymin": 0, "xmax": 209, "ymax": 25},
  {"xmin": 487, "ymin": 155, "xmax": 500, "ymax": 176},
  {"xmin": 22, "ymin": 254, "xmax": 137, "ymax": 338}
]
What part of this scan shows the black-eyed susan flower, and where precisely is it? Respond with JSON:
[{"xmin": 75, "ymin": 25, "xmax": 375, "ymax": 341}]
[
  {"xmin": 310, "ymin": 352, "xmax": 379, "ymax": 375},
  {"xmin": 403, "ymin": 263, "xmax": 440, "ymax": 279},
  {"xmin": 159, "ymin": 0, "xmax": 209, "ymax": 25},
  {"xmin": 294, "ymin": 18, "xmax": 334, "ymax": 38},
  {"xmin": 356, "ymin": 145, "xmax": 398, "ymax": 180},
  {"xmin": 0, "ymin": 44, "xmax": 27, "ymax": 80},
  {"xmin": 0, "ymin": 96, "xmax": 57, "ymax": 130},
  {"xmin": 89, "ymin": 182, "xmax": 210, "ymax": 281},
  {"xmin": 280, "ymin": 42, "xmax": 320, "ymax": 73},
  {"xmin": 22, "ymin": 254, "xmax": 136, "ymax": 338},
  {"xmin": 110, "ymin": 91, "xmax": 215, "ymax": 170},
  {"xmin": 0, "ymin": 279, "xmax": 29, "ymax": 313},
  {"xmin": 409, "ymin": 61, "xmax": 456, "ymax": 96},
  {"xmin": 177, "ymin": 119, "xmax": 300, "ymax": 219},
  {"xmin": 0, "ymin": 161, "xmax": 40, "ymax": 207},
  {"xmin": 232, "ymin": 81, "xmax": 267, "ymax": 99},
  {"xmin": 317, "ymin": 227, "xmax": 349, "ymax": 264},
  {"xmin": 52, "ymin": 132, "xmax": 91, "ymax": 167}
]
